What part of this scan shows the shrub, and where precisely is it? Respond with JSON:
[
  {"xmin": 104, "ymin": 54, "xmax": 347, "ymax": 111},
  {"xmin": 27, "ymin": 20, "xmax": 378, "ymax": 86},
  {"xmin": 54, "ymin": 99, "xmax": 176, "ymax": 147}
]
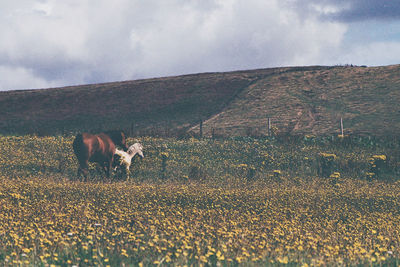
[
  {"xmin": 368, "ymin": 155, "xmax": 388, "ymax": 179},
  {"xmin": 317, "ymin": 153, "xmax": 337, "ymax": 178}
]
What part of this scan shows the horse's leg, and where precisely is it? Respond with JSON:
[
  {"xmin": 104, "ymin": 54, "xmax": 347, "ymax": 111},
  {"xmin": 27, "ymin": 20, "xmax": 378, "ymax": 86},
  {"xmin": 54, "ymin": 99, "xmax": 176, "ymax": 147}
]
[
  {"xmin": 100, "ymin": 160, "xmax": 112, "ymax": 181},
  {"xmin": 98, "ymin": 162, "xmax": 107, "ymax": 181},
  {"xmin": 101, "ymin": 164, "xmax": 107, "ymax": 174},
  {"xmin": 106, "ymin": 160, "xmax": 112, "ymax": 179},
  {"xmin": 82, "ymin": 168, "xmax": 89, "ymax": 182},
  {"xmin": 77, "ymin": 167, "xmax": 88, "ymax": 182},
  {"xmin": 76, "ymin": 168, "xmax": 81, "ymax": 180},
  {"xmin": 107, "ymin": 155, "xmax": 115, "ymax": 180},
  {"xmin": 77, "ymin": 161, "xmax": 89, "ymax": 182},
  {"xmin": 125, "ymin": 165, "xmax": 130, "ymax": 181}
]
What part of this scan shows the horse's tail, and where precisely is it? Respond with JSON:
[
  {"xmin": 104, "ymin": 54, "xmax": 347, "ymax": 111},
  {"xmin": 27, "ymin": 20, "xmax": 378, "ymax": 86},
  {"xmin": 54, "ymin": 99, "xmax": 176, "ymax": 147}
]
[{"xmin": 72, "ymin": 133, "xmax": 83, "ymax": 157}]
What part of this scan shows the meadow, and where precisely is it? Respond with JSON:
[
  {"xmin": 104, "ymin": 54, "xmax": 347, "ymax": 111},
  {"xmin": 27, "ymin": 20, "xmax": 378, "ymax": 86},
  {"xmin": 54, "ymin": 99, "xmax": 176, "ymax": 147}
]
[{"xmin": 1, "ymin": 134, "xmax": 400, "ymax": 266}]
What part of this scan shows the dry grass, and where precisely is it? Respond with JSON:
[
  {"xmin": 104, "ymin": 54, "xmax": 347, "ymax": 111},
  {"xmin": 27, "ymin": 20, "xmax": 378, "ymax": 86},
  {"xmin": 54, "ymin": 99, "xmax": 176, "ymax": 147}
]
[
  {"xmin": 191, "ymin": 65, "xmax": 400, "ymax": 137},
  {"xmin": 2, "ymin": 65, "xmax": 400, "ymax": 137}
]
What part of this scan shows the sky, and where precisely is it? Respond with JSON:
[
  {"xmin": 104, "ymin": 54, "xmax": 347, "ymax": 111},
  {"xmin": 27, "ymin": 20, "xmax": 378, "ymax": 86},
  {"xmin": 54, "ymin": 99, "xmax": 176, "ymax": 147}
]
[{"xmin": 1, "ymin": 0, "xmax": 400, "ymax": 91}]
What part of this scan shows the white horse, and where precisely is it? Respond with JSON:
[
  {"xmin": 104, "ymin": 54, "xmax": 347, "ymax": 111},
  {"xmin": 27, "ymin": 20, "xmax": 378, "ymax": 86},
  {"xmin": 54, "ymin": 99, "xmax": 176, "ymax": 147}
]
[{"xmin": 113, "ymin": 143, "xmax": 144, "ymax": 180}]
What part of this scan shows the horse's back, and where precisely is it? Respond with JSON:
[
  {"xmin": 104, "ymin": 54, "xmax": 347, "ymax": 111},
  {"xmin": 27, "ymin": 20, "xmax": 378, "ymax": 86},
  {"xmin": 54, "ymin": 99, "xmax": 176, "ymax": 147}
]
[
  {"xmin": 74, "ymin": 133, "xmax": 101, "ymax": 159},
  {"xmin": 74, "ymin": 133, "xmax": 115, "ymax": 161},
  {"xmin": 97, "ymin": 133, "xmax": 116, "ymax": 155}
]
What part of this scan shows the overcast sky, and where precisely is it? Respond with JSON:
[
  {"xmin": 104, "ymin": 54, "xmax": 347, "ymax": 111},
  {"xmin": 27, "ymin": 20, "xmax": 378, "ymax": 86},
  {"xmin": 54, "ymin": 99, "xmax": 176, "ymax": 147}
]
[{"xmin": 1, "ymin": 0, "xmax": 400, "ymax": 91}]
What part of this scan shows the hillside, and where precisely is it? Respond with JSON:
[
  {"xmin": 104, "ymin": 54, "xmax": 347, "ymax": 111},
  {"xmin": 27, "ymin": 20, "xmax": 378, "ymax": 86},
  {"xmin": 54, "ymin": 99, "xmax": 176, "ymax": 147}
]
[
  {"xmin": 1, "ymin": 64, "xmax": 399, "ymax": 136},
  {"xmin": 0, "ymin": 70, "xmax": 263, "ymax": 135},
  {"xmin": 191, "ymin": 64, "xmax": 400, "ymax": 137}
]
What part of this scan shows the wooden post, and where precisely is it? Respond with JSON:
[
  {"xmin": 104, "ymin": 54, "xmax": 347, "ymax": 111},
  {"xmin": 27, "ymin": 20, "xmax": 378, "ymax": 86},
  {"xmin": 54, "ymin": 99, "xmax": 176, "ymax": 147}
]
[
  {"xmin": 199, "ymin": 119, "xmax": 203, "ymax": 138},
  {"xmin": 340, "ymin": 117, "xmax": 344, "ymax": 136},
  {"xmin": 267, "ymin": 117, "xmax": 271, "ymax": 136}
]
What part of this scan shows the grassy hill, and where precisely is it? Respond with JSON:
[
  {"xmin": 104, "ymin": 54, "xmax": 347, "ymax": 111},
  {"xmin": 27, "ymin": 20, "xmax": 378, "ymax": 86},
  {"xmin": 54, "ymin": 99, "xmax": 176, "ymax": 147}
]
[
  {"xmin": 191, "ymin": 64, "xmax": 400, "ymax": 137},
  {"xmin": 1, "ymin": 64, "xmax": 399, "ymax": 137}
]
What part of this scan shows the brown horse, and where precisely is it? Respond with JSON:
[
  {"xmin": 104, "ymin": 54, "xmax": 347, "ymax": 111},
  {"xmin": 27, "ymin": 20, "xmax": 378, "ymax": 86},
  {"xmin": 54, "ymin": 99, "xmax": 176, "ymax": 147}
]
[{"xmin": 72, "ymin": 130, "xmax": 128, "ymax": 180}]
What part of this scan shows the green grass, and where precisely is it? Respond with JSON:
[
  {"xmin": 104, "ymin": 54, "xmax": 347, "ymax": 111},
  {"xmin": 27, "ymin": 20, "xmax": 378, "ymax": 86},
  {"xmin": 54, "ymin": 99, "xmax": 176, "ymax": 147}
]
[
  {"xmin": 0, "ymin": 135, "xmax": 400, "ymax": 266},
  {"xmin": 1, "ymin": 134, "xmax": 399, "ymax": 183}
]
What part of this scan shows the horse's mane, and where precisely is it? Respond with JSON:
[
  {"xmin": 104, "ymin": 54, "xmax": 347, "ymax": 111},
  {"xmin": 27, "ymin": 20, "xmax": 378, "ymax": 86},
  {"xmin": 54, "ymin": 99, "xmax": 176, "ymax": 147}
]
[
  {"xmin": 127, "ymin": 143, "xmax": 143, "ymax": 155},
  {"xmin": 103, "ymin": 130, "xmax": 126, "ymax": 140}
]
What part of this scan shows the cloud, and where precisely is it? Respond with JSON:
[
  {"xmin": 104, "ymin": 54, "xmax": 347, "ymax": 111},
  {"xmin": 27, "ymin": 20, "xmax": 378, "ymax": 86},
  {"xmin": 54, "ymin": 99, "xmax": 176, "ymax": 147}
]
[
  {"xmin": 0, "ymin": 0, "xmax": 378, "ymax": 91},
  {"xmin": 0, "ymin": 65, "xmax": 58, "ymax": 90},
  {"xmin": 334, "ymin": 41, "xmax": 400, "ymax": 67},
  {"xmin": 336, "ymin": 0, "xmax": 400, "ymax": 22},
  {"xmin": 295, "ymin": 0, "xmax": 400, "ymax": 22}
]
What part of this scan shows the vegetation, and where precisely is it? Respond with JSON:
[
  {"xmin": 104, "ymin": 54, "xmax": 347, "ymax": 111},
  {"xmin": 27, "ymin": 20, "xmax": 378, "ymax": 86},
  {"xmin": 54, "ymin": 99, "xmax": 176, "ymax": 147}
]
[
  {"xmin": 0, "ymin": 134, "xmax": 399, "ymax": 265},
  {"xmin": 1, "ymin": 65, "xmax": 400, "ymax": 137},
  {"xmin": 0, "ymin": 70, "xmax": 259, "ymax": 136},
  {"xmin": 1, "ymin": 64, "xmax": 400, "ymax": 265},
  {"xmin": 193, "ymin": 65, "xmax": 400, "ymax": 137}
]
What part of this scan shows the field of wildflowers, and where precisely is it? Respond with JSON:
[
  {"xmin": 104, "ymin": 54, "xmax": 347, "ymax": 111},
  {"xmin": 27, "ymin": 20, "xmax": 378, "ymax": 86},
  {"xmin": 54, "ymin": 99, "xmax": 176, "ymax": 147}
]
[{"xmin": 0, "ymin": 135, "xmax": 400, "ymax": 265}]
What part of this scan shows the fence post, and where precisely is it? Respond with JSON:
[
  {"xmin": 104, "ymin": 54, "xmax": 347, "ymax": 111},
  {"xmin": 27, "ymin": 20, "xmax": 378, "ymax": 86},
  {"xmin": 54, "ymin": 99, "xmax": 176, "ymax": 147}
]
[
  {"xmin": 340, "ymin": 117, "xmax": 344, "ymax": 136},
  {"xmin": 199, "ymin": 119, "xmax": 203, "ymax": 138},
  {"xmin": 267, "ymin": 117, "xmax": 271, "ymax": 136}
]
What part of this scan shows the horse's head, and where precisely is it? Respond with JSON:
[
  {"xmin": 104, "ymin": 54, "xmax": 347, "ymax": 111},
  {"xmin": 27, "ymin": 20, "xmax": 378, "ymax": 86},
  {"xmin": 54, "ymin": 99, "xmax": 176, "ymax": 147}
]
[
  {"xmin": 127, "ymin": 143, "xmax": 144, "ymax": 159},
  {"xmin": 105, "ymin": 130, "xmax": 128, "ymax": 151}
]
